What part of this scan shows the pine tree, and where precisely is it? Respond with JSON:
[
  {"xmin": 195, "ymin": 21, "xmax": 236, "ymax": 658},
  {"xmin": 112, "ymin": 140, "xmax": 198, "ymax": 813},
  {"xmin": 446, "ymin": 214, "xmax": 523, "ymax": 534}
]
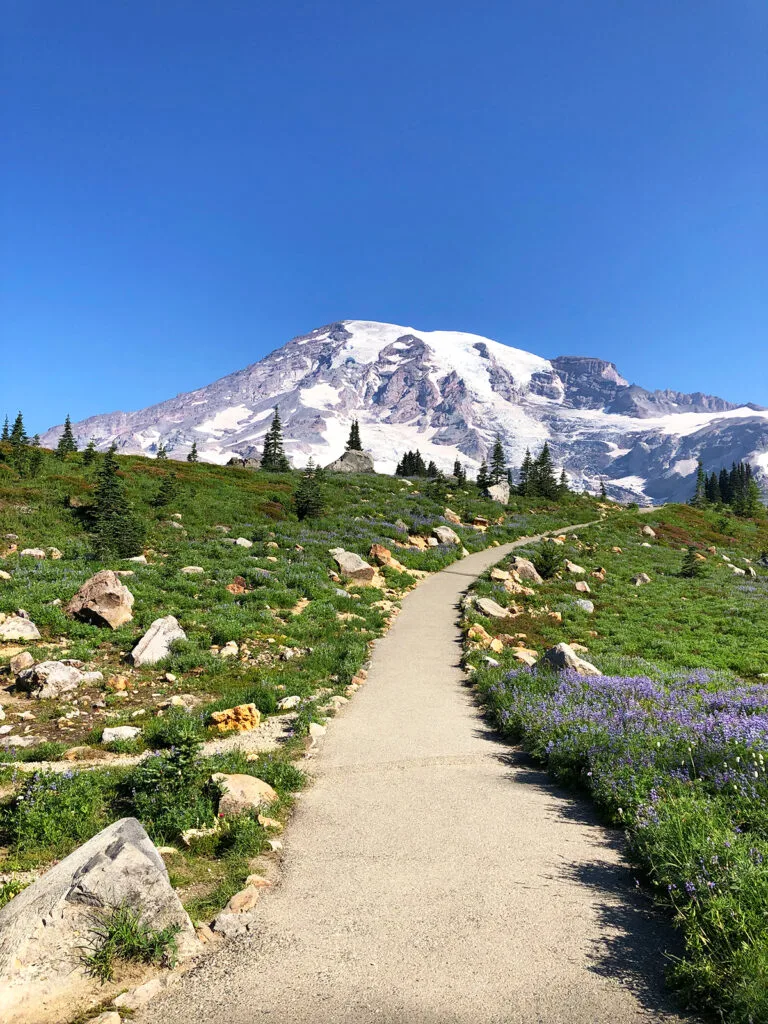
[
  {"xmin": 690, "ymin": 460, "xmax": 707, "ymax": 507},
  {"xmin": 719, "ymin": 467, "xmax": 731, "ymax": 504},
  {"xmin": 153, "ymin": 473, "xmax": 178, "ymax": 508},
  {"xmin": 261, "ymin": 408, "xmax": 290, "ymax": 471},
  {"xmin": 9, "ymin": 412, "xmax": 26, "ymax": 445},
  {"xmin": 294, "ymin": 459, "xmax": 326, "ymax": 520},
  {"xmin": 82, "ymin": 437, "xmax": 98, "ymax": 466},
  {"xmin": 534, "ymin": 443, "xmax": 558, "ymax": 499},
  {"xmin": 187, "ymin": 441, "xmax": 199, "ymax": 463},
  {"xmin": 452, "ymin": 458, "xmax": 464, "ymax": 482},
  {"xmin": 27, "ymin": 435, "xmax": 44, "ymax": 478},
  {"xmin": 426, "ymin": 460, "xmax": 438, "ymax": 478},
  {"xmin": 518, "ymin": 449, "xmax": 533, "ymax": 496},
  {"xmin": 476, "ymin": 460, "xmax": 490, "ymax": 490},
  {"xmin": 680, "ymin": 545, "xmax": 705, "ymax": 578},
  {"xmin": 345, "ymin": 420, "xmax": 362, "ymax": 451},
  {"xmin": 92, "ymin": 445, "xmax": 145, "ymax": 557},
  {"xmin": 55, "ymin": 414, "xmax": 78, "ymax": 459},
  {"xmin": 599, "ymin": 478, "xmax": 607, "ymax": 500},
  {"xmin": 558, "ymin": 468, "xmax": 569, "ymax": 499},
  {"xmin": 490, "ymin": 436, "xmax": 506, "ymax": 485},
  {"xmin": 1, "ymin": 416, "xmax": 9, "ymax": 442},
  {"xmin": 740, "ymin": 478, "xmax": 764, "ymax": 519},
  {"xmin": 156, "ymin": 442, "xmax": 168, "ymax": 461}
]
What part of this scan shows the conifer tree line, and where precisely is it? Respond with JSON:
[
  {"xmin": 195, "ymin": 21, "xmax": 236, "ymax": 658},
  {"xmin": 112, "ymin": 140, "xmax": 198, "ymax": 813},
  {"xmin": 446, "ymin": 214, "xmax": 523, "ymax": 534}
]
[
  {"xmin": 0, "ymin": 411, "xmax": 44, "ymax": 477},
  {"xmin": 690, "ymin": 459, "xmax": 764, "ymax": 517},
  {"xmin": 395, "ymin": 450, "xmax": 439, "ymax": 478}
]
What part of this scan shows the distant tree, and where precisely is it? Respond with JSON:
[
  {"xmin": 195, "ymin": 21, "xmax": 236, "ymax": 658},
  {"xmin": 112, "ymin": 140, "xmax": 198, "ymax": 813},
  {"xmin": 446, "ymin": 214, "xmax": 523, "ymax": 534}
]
[
  {"xmin": 261, "ymin": 407, "xmax": 290, "ymax": 472},
  {"xmin": 153, "ymin": 473, "xmax": 178, "ymax": 509},
  {"xmin": 92, "ymin": 445, "xmax": 145, "ymax": 557},
  {"xmin": 452, "ymin": 459, "xmax": 466, "ymax": 485},
  {"xmin": 82, "ymin": 437, "xmax": 98, "ymax": 466},
  {"xmin": 489, "ymin": 436, "xmax": 506, "ymax": 485},
  {"xmin": 55, "ymin": 414, "xmax": 78, "ymax": 459},
  {"xmin": 476, "ymin": 460, "xmax": 491, "ymax": 491},
  {"xmin": 9, "ymin": 412, "xmax": 26, "ymax": 446},
  {"xmin": 705, "ymin": 471, "xmax": 720, "ymax": 504},
  {"xmin": 346, "ymin": 420, "xmax": 362, "ymax": 451},
  {"xmin": 599, "ymin": 478, "xmax": 607, "ymax": 501},
  {"xmin": 690, "ymin": 459, "xmax": 707, "ymax": 507},
  {"xmin": 518, "ymin": 449, "xmax": 533, "ymax": 496},
  {"xmin": 1, "ymin": 416, "xmax": 9, "ymax": 442},
  {"xmin": 534, "ymin": 442, "xmax": 558, "ymax": 499},
  {"xmin": 396, "ymin": 450, "xmax": 428, "ymax": 477},
  {"xmin": 156, "ymin": 442, "xmax": 168, "ymax": 461},
  {"xmin": 426, "ymin": 460, "xmax": 438, "ymax": 478},
  {"xmin": 740, "ymin": 478, "xmax": 764, "ymax": 519},
  {"xmin": 680, "ymin": 545, "xmax": 705, "ymax": 578},
  {"xmin": 294, "ymin": 459, "xmax": 326, "ymax": 520},
  {"xmin": 27, "ymin": 435, "xmax": 44, "ymax": 478},
  {"xmin": 187, "ymin": 441, "xmax": 199, "ymax": 463},
  {"xmin": 558, "ymin": 468, "xmax": 570, "ymax": 499}
]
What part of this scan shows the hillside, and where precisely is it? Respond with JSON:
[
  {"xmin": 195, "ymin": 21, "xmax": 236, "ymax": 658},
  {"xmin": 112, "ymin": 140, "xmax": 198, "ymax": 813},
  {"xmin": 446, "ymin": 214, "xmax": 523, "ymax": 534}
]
[{"xmin": 40, "ymin": 320, "xmax": 768, "ymax": 505}]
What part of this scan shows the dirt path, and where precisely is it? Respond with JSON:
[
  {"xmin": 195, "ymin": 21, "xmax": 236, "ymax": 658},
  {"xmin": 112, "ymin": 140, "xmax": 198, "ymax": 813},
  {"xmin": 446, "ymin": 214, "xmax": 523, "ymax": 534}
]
[{"xmin": 139, "ymin": 528, "xmax": 689, "ymax": 1024}]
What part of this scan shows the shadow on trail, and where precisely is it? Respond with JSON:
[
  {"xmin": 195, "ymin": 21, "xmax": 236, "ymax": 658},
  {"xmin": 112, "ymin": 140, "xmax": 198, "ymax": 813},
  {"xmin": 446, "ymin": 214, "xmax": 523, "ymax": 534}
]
[{"xmin": 485, "ymin": 742, "xmax": 694, "ymax": 1021}]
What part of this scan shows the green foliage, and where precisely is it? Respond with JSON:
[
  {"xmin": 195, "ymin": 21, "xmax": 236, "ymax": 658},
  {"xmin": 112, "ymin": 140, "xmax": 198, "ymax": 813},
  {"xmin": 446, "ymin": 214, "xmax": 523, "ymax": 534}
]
[
  {"xmin": 261, "ymin": 407, "xmax": 290, "ymax": 471},
  {"xmin": 92, "ymin": 444, "xmax": 145, "ymax": 556},
  {"xmin": 82, "ymin": 437, "xmax": 98, "ymax": 466},
  {"xmin": 81, "ymin": 904, "xmax": 180, "ymax": 983},
  {"xmin": 680, "ymin": 545, "xmax": 706, "ymax": 578},
  {"xmin": 152, "ymin": 471, "xmax": 179, "ymax": 509},
  {"xmin": 294, "ymin": 459, "xmax": 326, "ymax": 520},
  {"xmin": 187, "ymin": 440, "xmax": 199, "ymax": 462},
  {"xmin": 395, "ymin": 449, "xmax": 427, "ymax": 476},
  {"xmin": 490, "ymin": 436, "xmax": 506, "ymax": 485},
  {"xmin": 476, "ymin": 459, "xmax": 490, "ymax": 490},
  {"xmin": 55, "ymin": 414, "xmax": 78, "ymax": 459},
  {"xmin": 346, "ymin": 419, "xmax": 362, "ymax": 451},
  {"xmin": 532, "ymin": 540, "xmax": 565, "ymax": 579},
  {"xmin": 0, "ymin": 879, "xmax": 28, "ymax": 909}
]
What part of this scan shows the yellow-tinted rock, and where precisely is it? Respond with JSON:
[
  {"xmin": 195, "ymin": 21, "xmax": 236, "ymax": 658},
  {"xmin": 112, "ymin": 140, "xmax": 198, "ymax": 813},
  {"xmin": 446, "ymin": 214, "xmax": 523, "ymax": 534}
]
[{"xmin": 210, "ymin": 703, "xmax": 261, "ymax": 733}]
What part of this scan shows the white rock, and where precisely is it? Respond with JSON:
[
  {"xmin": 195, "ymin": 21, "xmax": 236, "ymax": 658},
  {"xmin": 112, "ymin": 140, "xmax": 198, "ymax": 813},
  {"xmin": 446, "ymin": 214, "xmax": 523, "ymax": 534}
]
[
  {"xmin": 131, "ymin": 615, "xmax": 187, "ymax": 666},
  {"xmin": 475, "ymin": 597, "xmax": 514, "ymax": 619},
  {"xmin": 180, "ymin": 565, "xmax": 205, "ymax": 574},
  {"xmin": 16, "ymin": 661, "xmax": 83, "ymax": 699},
  {"xmin": 235, "ymin": 537, "xmax": 253, "ymax": 548},
  {"xmin": 0, "ymin": 616, "xmax": 41, "ymax": 641},
  {"xmin": 277, "ymin": 695, "xmax": 302, "ymax": 710},
  {"xmin": 432, "ymin": 525, "xmax": 461, "ymax": 546},
  {"xmin": 102, "ymin": 725, "xmax": 141, "ymax": 743},
  {"xmin": 20, "ymin": 548, "xmax": 46, "ymax": 559}
]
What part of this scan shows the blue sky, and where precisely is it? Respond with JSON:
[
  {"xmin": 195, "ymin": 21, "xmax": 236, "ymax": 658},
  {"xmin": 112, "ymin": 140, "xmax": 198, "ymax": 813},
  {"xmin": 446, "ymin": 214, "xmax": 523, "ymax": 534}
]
[{"xmin": 2, "ymin": 0, "xmax": 766, "ymax": 434}]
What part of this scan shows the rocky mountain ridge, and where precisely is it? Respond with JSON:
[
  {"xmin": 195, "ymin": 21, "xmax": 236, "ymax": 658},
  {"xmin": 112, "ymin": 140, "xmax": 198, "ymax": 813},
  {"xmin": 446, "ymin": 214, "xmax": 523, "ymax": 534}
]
[{"xmin": 42, "ymin": 320, "xmax": 768, "ymax": 504}]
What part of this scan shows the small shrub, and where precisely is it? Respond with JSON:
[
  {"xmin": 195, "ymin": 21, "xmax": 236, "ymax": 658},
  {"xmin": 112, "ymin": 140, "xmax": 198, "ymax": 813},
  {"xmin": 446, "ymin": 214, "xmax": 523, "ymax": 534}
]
[
  {"xmin": 0, "ymin": 879, "xmax": 27, "ymax": 909},
  {"xmin": 533, "ymin": 541, "xmax": 565, "ymax": 580},
  {"xmin": 81, "ymin": 904, "xmax": 180, "ymax": 983}
]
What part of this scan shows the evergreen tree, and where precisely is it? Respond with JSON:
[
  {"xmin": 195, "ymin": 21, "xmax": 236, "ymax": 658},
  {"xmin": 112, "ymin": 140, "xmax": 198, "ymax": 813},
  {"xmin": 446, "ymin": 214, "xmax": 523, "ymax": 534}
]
[
  {"xmin": 294, "ymin": 459, "xmax": 326, "ymax": 520},
  {"xmin": 345, "ymin": 420, "xmax": 362, "ymax": 451},
  {"xmin": 9, "ymin": 412, "xmax": 26, "ymax": 445},
  {"xmin": 92, "ymin": 445, "xmax": 145, "ymax": 557},
  {"xmin": 153, "ymin": 473, "xmax": 178, "ymax": 508},
  {"xmin": 690, "ymin": 460, "xmax": 707, "ymax": 507},
  {"xmin": 599, "ymin": 478, "xmax": 607, "ymax": 501},
  {"xmin": 719, "ymin": 467, "xmax": 731, "ymax": 504},
  {"xmin": 187, "ymin": 440, "xmax": 199, "ymax": 463},
  {"xmin": 558, "ymin": 468, "xmax": 570, "ymax": 499},
  {"xmin": 534, "ymin": 442, "xmax": 558, "ymax": 499},
  {"xmin": 452, "ymin": 458, "xmax": 464, "ymax": 483},
  {"xmin": 680, "ymin": 545, "xmax": 705, "ymax": 578},
  {"xmin": 740, "ymin": 478, "xmax": 764, "ymax": 519},
  {"xmin": 426, "ymin": 460, "xmax": 438, "ymax": 478},
  {"xmin": 82, "ymin": 437, "xmax": 98, "ymax": 466},
  {"xmin": 27, "ymin": 435, "xmax": 44, "ymax": 478},
  {"xmin": 705, "ymin": 472, "xmax": 720, "ymax": 504},
  {"xmin": 518, "ymin": 449, "xmax": 533, "ymax": 496},
  {"xmin": 156, "ymin": 442, "xmax": 168, "ymax": 461},
  {"xmin": 1, "ymin": 416, "xmax": 9, "ymax": 442},
  {"xmin": 55, "ymin": 414, "xmax": 78, "ymax": 459},
  {"xmin": 261, "ymin": 408, "xmax": 290, "ymax": 471},
  {"xmin": 476, "ymin": 460, "xmax": 490, "ymax": 490},
  {"xmin": 490, "ymin": 436, "xmax": 506, "ymax": 485}
]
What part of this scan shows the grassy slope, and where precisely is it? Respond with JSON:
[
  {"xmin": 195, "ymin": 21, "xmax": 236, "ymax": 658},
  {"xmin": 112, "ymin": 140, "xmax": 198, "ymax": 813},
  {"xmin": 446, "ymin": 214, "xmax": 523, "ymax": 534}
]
[
  {"xmin": 464, "ymin": 504, "xmax": 768, "ymax": 1024},
  {"xmin": 0, "ymin": 449, "xmax": 598, "ymax": 920}
]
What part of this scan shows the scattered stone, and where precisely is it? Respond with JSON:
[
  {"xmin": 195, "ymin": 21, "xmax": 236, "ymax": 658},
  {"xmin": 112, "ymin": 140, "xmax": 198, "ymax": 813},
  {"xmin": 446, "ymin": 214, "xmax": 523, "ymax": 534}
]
[
  {"xmin": 180, "ymin": 565, "xmax": 205, "ymax": 574},
  {"xmin": 467, "ymin": 623, "xmax": 504, "ymax": 654},
  {"xmin": 542, "ymin": 642, "xmax": 601, "ymax": 676},
  {"xmin": 212, "ymin": 773, "xmax": 277, "ymax": 816},
  {"xmin": 432, "ymin": 525, "xmax": 461, "ymax": 546},
  {"xmin": 89, "ymin": 1012, "xmax": 121, "ymax": 1024},
  {"xmin": 210, "ymin": 703, "xmax": 261, "ymax": 733},
  {"xmin": 0, "ymin": 616, "xmax": 41, "ymax": 641},
  {"xmin": 483, "ymin": 656, "xmax": 500, "ymax": 668},
  {"xmin": 512, "ymin": 648, "xmax": 538, "ymax": 666},
  {"xmin": 181, "ymin": 824, "xmax": 219, "ymax": 846},
  {"xmin": 277, "ymin": 692, "xmax": 301, "ymax": 710},
  {"xmin": 2, "ymin": 735, "xmax": 38, "ymax": 748},
  {"xmin": 591, "ymin": 567, "xmax": 607, "ymax": 580},
  {"xmin": 486, "ymin": 480, "xmax": 510, "ymax": 504},
  {"xmin": 490, "ymin": 568, "xmax": 510, "ymax": 582},
  {"xmin": 575, "ymin": 599, "xmax": 595, "ymax": 614},
  {"xmin": 234, "ymin": 537, "xmax": 253, "ymax": 548},
  {"xmin": 641, "ymin": 525, "xmax": 656, "ymax": 538},
  {"xmin": 105, "ymin": 674, "xmax": 130, "ymax": 691},
  {"xmin": 631, "ymin": 573, "xmax": 652, "ymax": 586},
  {"xmin": 731, "ymin": 565, "xmax": 747, "ymax": 576},
  {"xmin": 16, "ymin": 660, "xmax": 83, "ymax": 699},
  {"xmin": 565, "ymin": 560, "xmax": 586, "ymax": 574},
  {"xmin": 258, "ymin": 813, "xmax": 283, "ymax": 831},
  {"xmin": 62, "ymin": 745, "xmax": 110, "ymax": 762},
  {"xmin": 574, "ymin": 580, "xmax": 591, "ymax": 594},
  {"xmin": 309, "ymin": 721, "xmax": 326, "ymax": 740},
  {"xmin": 114, "ymin": 975, "xmax": 179, "ymax": 1011},
  {"xmin": 330, "ymin": 549, "xmax": 375, "ymax": 581},
  {"xmin": 368, "ymin": 544, "xmax": 407, "ymax": 571},
  {"xmin": 65, "ymin": 570, "xmax": 134, "ymax": 629},
  {"xmin": 9, "ymin": 651, "xmax": 34, "ymax": 675},
  {"xmin": 20, "ymin": 548, "xmax": 46, "ymax": 559},
  {"xmin": 131, "ymin": 615, "xmax": 186, "ymax": 666},
  {"xmin": 476, "ymin": 597, "xmax": 516, "ymax": 619},
  {"xmin": 443, "ymin": 508, "xmax": 462, "ymax": 525},
  {"xmin": 225, "ymin": 886, "xmax": 262, "ymax": 913},
  {"xmin": 48, "ymin": 547, "xmax": 63, "ymax": 560},
  {"xmin": 102, "ymin": 725, "xmax": 141, "ymax": 743},
  {"xmin": 219, "ymin": 640, "xmax": 240, "ymax": 658},
  {"xmin": 510, "ymin": 557, "xmax": 543, "ymax": 584},
  {"xmin": 611, "ymin": 546, "xmax": 622, "ymax": 554},
  {"xmin": 0, "ymin": 570, "xmax": 11, "ymax": 580},
  {"xmin": 126, "ymin": 554, "xmax": 148, "ymax": 564}
]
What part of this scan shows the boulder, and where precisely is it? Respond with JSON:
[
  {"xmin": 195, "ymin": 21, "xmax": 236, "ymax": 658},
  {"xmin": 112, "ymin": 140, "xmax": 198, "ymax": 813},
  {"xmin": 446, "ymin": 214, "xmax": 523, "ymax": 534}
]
[
  {"xmin": 126, "ymin": 554, "xmax": 148, "ymax": 564},
  {"xmin": 575, "ymin": 599, "xmax": 595, "ymax": 614},
  {"xmin": 0, "ymin": 570, "xmax": 11, "ymax": 580},
  {"xmin": 0, "ymin": 617, "xmax": 41, "ymax": 641},
  {"xmin": 212, "ymin": 773, "xmax": 277, "ymax": 816},
  {"xmin": 131, "ymin": 615, "xmax": 186, "ymax": 666},
  {"xmin": 432, "ymin": 525, "xmax": 461, "ymax": 546},
  {"xmin": 565, "ymin": 560, "xmax": 586, "ymax": 574},
  {"xmin": 476, "ymin": 597, "xmax": 515, "ymax": 620},
  {"xmin": 330, "ymin": 549, "xmax": 375, "ymax": 581},
  {"xmin": 368, "ymin": 544, "xmax": 407, "ymax": 572},
  {"xmin": 102, "ymin": 725, "xmax": 141, "ymax": 743},
  {"xmin": 510, "ymin": 557, "xmax": 543, "ymax": 584},
  {"xmin": 324, "ymin": 449, "xmax": 375, "ymax": 474},
  {"xmin": 512, "ymin": 648, "xmax": 539, "ymax": 666},
  {"xmin": 443, "ymin": 508, "xmax": 462, "ymax": 525},
  {"xmin": 574, "ymin": 580, "xmax": 591, "ymax": 594},
  {"xmin": 0, "ymin": 818, "xmax": 196, "ymax": 1021},
  {"xmin": 631, "ymin": 573, "xmax": 652, "ymax": 586},
  {"xmin": 542, "ymin": 642, "xmax": 601, "ymax": 676},
  {"xmin": 16, "ymin": 661, "xmax": 83, "ymax": 699},
  {"xmin": 20, "ymin": 548, "xmax": 46, "ymax": 559},
  {"xmin": 9, "ymin": 651, "xmax": 34, "ymax": 675},
  {"xmin": 490, "ymin": 568, "xmax": 510, "ymax": 582},
  {"xmin": 65, "ymin": 571, "xmax": 134, "ymax": 629},
  {"xmin": 277, "ymin": 695, "xmax": 302, "ymax": 711},
  {"xmin": 180, "ymin": 565, "xmax": 205, "ymax": 574},
  {"xmin": 234, "ymin": 537, "xmax": 253, "ymax": 548},
  {"xmin": 486, "ymin": 480, "xmax": 510, "ymax": 504},
  {"xmin": 641, "ymin": 525, "xmax": 656, "ymax": 538},
  {"xmin": 210, "ymin": 703, "xmax": 261, "ymax": 733}
]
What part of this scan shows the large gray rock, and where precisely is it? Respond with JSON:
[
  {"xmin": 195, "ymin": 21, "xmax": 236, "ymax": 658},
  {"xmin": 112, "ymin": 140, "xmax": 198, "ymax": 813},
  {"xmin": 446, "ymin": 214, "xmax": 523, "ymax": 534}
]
[
  {"xmin": 475, "ymin": 597, "xmax": 514, "ymax": 620},
  {"xmin": 510, "ymin": 557, "xmax": 544, "ymax": 584},
  {"xmin": 131, "ymin": 615, "xmax": 186, "ymax": 666},
  {"xmin": 486, "ymin": 480, "xmax": 510, "ymax": 504},
  {"xmin": 65, "ymin": 570, "xmax": 134, "ymax": 629},
  {"xmin": 0, "ymin": 617, "xmax": 41, "ymax": 641},
  {"xmin": 0, "ymin": 818, "xmax": 197, "ymax": 1022},
  {"xmin": 325, "ymin": 449, "xmax": 375, "ymax": 474},
  {"xmin": 330, "ymin": 549, "xmax": 375, "ymax": 581},
  {"xmin": 16, "ymin": 661, "xmax": 83, "ymax": 699},
  {"xmin": 542, "ymin": 642, "xmax": 601, "ymax": 676},
  {"xmin": 432, "ymin": 525, "xmax": 461, "ymax": 546}
]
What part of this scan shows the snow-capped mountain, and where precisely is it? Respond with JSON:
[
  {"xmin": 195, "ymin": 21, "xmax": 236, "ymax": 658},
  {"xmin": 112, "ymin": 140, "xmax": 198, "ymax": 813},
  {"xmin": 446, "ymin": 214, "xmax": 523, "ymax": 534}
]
[{"xmin": 42, "ymin": 320, "xmax": 768, "ymax": 504}]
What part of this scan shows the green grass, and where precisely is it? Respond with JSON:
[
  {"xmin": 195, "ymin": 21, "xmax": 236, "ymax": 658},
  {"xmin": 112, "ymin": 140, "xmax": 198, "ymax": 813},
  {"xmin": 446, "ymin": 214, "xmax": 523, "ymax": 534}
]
[{"xmin": 81, "ymin": 904, "xmax": 181, "ymax": 983}]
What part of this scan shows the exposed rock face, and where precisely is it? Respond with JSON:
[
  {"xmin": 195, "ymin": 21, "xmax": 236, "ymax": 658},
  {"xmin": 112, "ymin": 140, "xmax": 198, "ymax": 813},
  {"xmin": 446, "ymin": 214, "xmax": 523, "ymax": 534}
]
[
  {"xmin": 0, "ymin": 818, "xmax": 196, "ymax": 1022},
  {"xmin": 42, "ymin": 320, "xmax": 768, "ymax": 504},
  {"xmin": 16, "ymin": 661, "xmax": 83, "ymax": 699},
  {"xmin": 0, "ymin": 617, "xmax": 41, "ymax": 641},
  {"xmin": 65, "ymin": 571, "xmax": 134, "ymax": 629},
  {"xmin": 131, "ymin": 615, "xmax": 186, "ymax": 666},
  {"xmin": 325, "ymin": 449, "xmax": 375, "ymax": 473},
  {"xmin": 212, "ymin": 773, "xmax": 278, "ymax": 817},
  {"xmin": 330, "ymin": 549, "xmax": 375, "ymax": 581},
  {"xmin": 543, "ymin": 642, "xmax": 601, "ymax": 676}
]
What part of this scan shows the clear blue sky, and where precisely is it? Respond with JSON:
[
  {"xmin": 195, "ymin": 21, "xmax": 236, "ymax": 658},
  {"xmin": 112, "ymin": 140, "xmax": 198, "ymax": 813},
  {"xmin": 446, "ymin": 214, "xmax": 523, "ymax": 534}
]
[{"xmin": 2, "ymin": 0, "xmax": 766, "ymax": 434}]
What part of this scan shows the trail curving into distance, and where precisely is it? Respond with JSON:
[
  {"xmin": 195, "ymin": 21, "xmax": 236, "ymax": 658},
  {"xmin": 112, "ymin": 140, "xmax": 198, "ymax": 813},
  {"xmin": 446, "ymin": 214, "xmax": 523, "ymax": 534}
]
[{"xmin": 139, "ymin": 525, "xmax": 691, "ymax": 1024}]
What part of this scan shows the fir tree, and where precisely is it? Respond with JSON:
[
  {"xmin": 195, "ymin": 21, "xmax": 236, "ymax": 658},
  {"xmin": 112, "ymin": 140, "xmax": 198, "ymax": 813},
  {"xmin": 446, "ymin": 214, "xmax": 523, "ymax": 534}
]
[
  {"xmin": 187, "ymin": 441, "xmax": 199, "ymax": 463},
  {"xmin": 490, "ymin": 436, "xmax": 506, "ymax": 485},
  {"xmin": 534, "ymin": 442, "xmax": 558, "ymax": 499},
  {"xmin": 153, "ymin": 473, "xmax": 178, "ymax": 509},
  {"xmin": 558, "ymin": 468, "xmax": 569, "ymax": 499},
  {"xmin": 345, "ymin": 420, "xmax": 362, "ymax": 451},
  {"xmin": 476, "ymin": 460, "xmax": 490, "ymax": 490},
  {"xmin": 599, "ymin": 478, "xmax": 607, "ymax": 501},
  {"xmin": 719, "ymin": 467, "xmax": 731, "ymax": 504},
  {"xmin": 92, "ymin": 445, "xmax": 145, "ymax": 557},
  {"xmin": 294, "ymin": 459, "xmax": 326, "ymax": 520},
  {"xmin": 27, "ymin": 435, "xmax": 44, "ymax": 478},
  {"xmin": 9, "ymin": 412, "xmax": 26, "ymax": 446},
  {"xmin": 680, "ymin": 545, "xmax": 705, "ymax": 578},
  {"xmin": 690, "ymin": 460, "xmax": 707, "ymax": 507},
  {"xmin": 1, "ymin": 416, "xmax": 9, "ymax": 442},
  {"xmin": 261, "ymin": 408, "xmax": 290, "ymax": 471},
  {"xmin": 55, "ymin": 414, "xmax": 78, "ymax": 459},
  {"xmin": 452, "ymin": 459, "xmax": 466, "ymax": 485},
  {"xmin": 426, "ymin": 460, "xmax": 438, "ymax": 478},
  {"xmin": 156, "ymin": 442, "xmax": 168, "ymax": 461},
  {"xmin": 518, "ymin": 449, "xmax": 533, "ymax": 496},
  {"xmin": 740, "ymin": 478, "xmax": 764, "ymax": 519},
  {"xmin": 82, "ymin": 437, "xmax": 98, "ymax": 466}
]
